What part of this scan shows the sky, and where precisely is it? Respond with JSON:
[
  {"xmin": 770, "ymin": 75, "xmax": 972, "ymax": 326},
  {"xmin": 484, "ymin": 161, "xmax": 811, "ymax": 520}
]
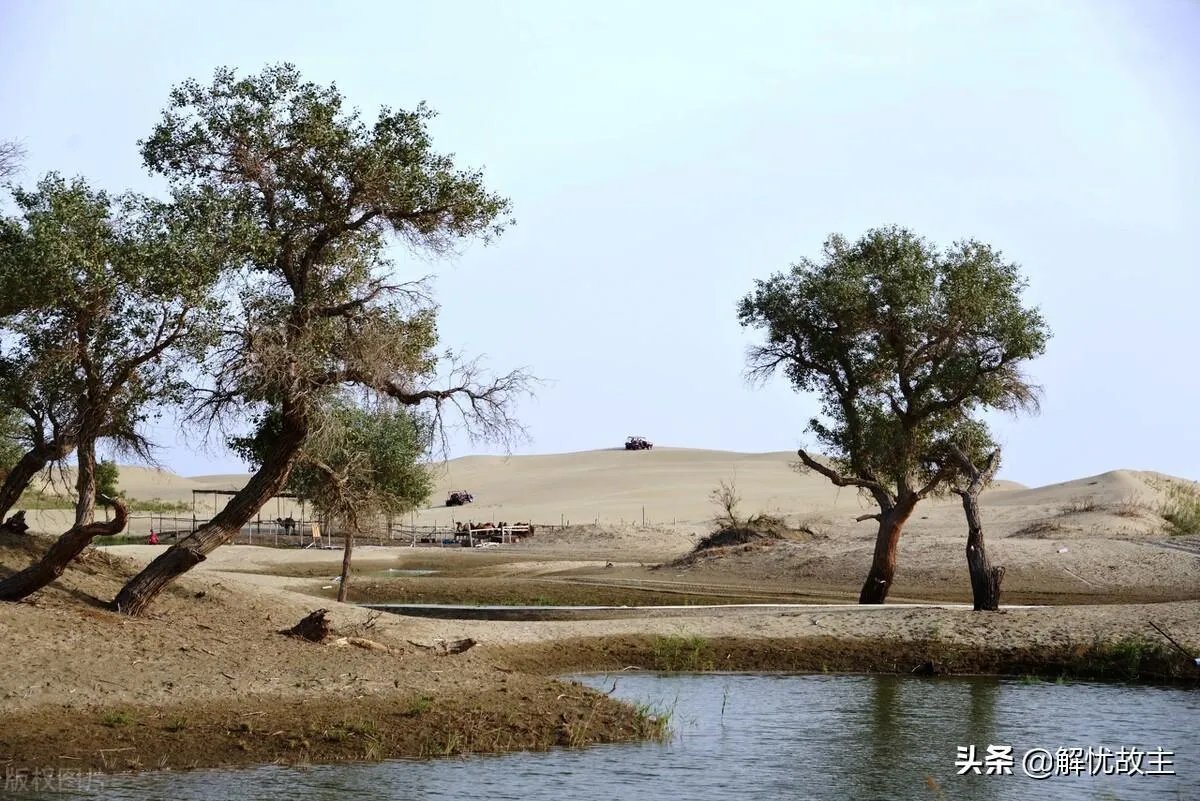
[{"xmin": 1, "ymin": 0, "xmax": 1197, "ymax": 487}]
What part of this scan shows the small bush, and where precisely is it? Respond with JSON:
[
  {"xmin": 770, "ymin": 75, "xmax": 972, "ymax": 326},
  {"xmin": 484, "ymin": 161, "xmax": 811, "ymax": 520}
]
[
  {"xmin": 693, "ymin": 522, "xmax": 784, "ymax": 551},
  {"xmin": 653, "ymin": 633, "xmax": 712, "ymax": 672},
  {"xmin": 1012, "ymin": 519, "xmax": 1061, "ymax": 537},
  {"xmin": 1059, "ymin": 496, "xmax": 1099, "ymax": 515},
  {"xmin": 101, "ymin": 711, "xmax": 134, "ymax": 727},
  {"xmin": 1110, "ymin": 496, "xmax": 1148, "ymax": 518},
  {"xmin": 1159, "ymin": 480, "xmax": 1200, "ymax": 536},
  {"xmin": 708, "ymin": 478, "xmax": 743, "ymax": 527}
]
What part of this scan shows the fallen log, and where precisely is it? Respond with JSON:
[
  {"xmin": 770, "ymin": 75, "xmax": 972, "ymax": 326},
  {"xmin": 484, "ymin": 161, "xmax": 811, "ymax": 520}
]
[{"xmin": 406, "ymin": 637, "xmax": 477, "ymax": 655}]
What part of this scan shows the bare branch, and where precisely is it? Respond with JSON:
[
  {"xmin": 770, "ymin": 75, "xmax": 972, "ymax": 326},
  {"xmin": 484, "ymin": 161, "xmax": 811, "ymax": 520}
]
[
  {"xmin": 796, "ymin": 448, "xmax": 892, "ymax": 507},
  {"xmin": 944, "ymin": 444, "xmax": 1001, "ymax": 497},
  {"xmin": 0, "ymin": 140, "xmax": 24, "ymax": 180},
  {"xmin": 381, "ymin": 360, "xmax": 536, "ymax": 456},
  {"xmin": 313, "ymin": 275, "xmax": 432, "ymax": 319}
]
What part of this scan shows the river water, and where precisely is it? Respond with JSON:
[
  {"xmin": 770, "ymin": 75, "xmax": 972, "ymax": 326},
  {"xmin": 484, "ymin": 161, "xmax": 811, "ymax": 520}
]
[{"xmin": 10, "ymin": 674, "xmax": 1199, "ymax": 800}]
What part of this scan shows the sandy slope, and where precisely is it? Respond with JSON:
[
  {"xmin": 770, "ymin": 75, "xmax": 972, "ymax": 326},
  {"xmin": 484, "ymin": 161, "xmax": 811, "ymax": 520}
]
[
  {"xmin": 20, "ymin": 449, "xmax": 1182, "ymax": 533},
  {"xmin": 20, "ymin": 452, "xmax": 1199, "ymax": 597}
]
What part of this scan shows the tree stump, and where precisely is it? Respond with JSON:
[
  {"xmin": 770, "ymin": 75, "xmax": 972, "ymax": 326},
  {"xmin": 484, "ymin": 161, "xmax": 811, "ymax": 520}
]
[
  {"xmin": 0, "ymin": 511, "xmax": 29, "ymax": 536},
  {"xmin": 285, "ymin": 609, "xmax": 332, "ymax": 642}
]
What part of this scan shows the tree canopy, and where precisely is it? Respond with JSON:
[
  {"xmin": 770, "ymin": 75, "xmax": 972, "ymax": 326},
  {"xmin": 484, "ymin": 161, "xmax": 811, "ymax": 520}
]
[
  {"xmin": 230, "ymin": 396, "xmax": 434, "ymax": 526},
  {"xmin": 115, "ymin": 63, "xmax": 530, "ymax": 615},
  {"xmin": 95, "ymin": 459, "xmax": 120, "ymax": 500},
  {"xmin": 739, "ymin": 225, "xmax": 1049, "ymax": 602},
  {"xmin": 0, "ymin": 174, "xmax": 229, "ymax": 524}
]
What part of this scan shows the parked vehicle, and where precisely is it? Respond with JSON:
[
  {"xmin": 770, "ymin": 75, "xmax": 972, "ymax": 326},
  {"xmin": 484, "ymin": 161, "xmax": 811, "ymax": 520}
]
[
  {"xmin": 625, "ymin": 436, "xmax": 653, "ymax": 450},
  {"xmin": 445, "ymin": 490, "xmax": 475, "ymax": 506}
]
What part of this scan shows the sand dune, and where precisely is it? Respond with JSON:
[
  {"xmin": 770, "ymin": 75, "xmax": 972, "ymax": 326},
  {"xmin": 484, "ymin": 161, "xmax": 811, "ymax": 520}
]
[{"xmin": 16, "ymin": 449, "xmax": 1185, "ymax": 542}]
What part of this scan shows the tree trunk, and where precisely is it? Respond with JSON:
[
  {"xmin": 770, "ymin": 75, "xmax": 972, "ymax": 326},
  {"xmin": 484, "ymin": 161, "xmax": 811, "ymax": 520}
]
[
  {"xmin": 959, "ymin": 488, "xmax": 1004, "ymax": 611},
  {"xmin": 0, "ymin": 437, "xmax": 77, "ymax": 522},
  {"xmin": 858, "ymin": 503, "xmax": 915, "ymax": 604},
  {"xmin": 0, "ymin": 497, "xmax": 128, "ymax": 601},
  {"xmin": 74, "ymin": 438, "xmax": 97, "ymax": 527},
  {"xmin": 946, "ymin": 446, "xmax": 1003, "ymax": 611},
  {"xmin": 112, "ymin": 403, "xmax": 309, "ymax": 616},
  {"xmin": 337, "ymin": 529, "xmax": 353, "ymax": 603}
]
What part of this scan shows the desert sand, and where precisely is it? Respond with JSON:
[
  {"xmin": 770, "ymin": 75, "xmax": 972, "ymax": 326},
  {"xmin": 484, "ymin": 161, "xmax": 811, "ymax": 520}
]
[{"xmin": 2, "ymin": 448, "xmax": 1198, "ymax": 773}]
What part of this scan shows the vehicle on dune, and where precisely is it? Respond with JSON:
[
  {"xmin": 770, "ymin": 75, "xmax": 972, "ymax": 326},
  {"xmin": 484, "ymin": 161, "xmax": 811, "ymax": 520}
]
[
  {"xmin": 445, "ymin": 490, "xmax": 475, "ymax": 506},
  {"xmin": 625, "ymin": 436, "xmax": 653, "ymax": 450}
]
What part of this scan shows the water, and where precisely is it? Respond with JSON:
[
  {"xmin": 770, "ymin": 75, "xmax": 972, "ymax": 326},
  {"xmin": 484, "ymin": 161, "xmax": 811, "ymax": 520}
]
[
  {"xmin": 9, "ymin": 674, "xmax": 1198, "ymax": 800},
  {"xmin": 368, "ymin": 569, "xmax": 438, "ymax": 577}
]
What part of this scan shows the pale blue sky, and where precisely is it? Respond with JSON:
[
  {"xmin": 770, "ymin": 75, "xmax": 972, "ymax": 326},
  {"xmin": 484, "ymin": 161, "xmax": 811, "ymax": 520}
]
[{"xmin": 1, "ymin": 0, "xmax": 1197, "ymax": 487}]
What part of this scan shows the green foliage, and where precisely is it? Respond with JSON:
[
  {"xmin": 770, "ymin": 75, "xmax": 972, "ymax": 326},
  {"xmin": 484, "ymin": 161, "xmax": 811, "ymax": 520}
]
[
  {"xmin": 739, "ymin": 226, "xmax": 1050, "ymax": 500},
  {"xmin": 653, "ymin": 633, "xmax": 713, "ymax": 672},
  {"xmin": 95, "ymin": 459, "xmax": 120, "ymax": 498},
  {"xmin": 230, "ymin": 395, "xmax": 434, "ymax": 525},
  {"xmin": 139, "ymin": 63, "xmax": 515, "ymax": 424},
  {"xmin": 101, "ymin": 710, "xmax": 135, "ymax": 727},
  {"xmin": 0, "ymin": 173, "xmax": 230, "ymax": 473},
  {"xmin": 404, "ymin": 695, "xmax": 432, "ymax": 716},
  {"xmin": 0, "ymin": 407, "xmax": 23, "ymax": 476},
  {"xmin": 1158, "ymin": 480, "xmax": 1200, "ymax": 537}
]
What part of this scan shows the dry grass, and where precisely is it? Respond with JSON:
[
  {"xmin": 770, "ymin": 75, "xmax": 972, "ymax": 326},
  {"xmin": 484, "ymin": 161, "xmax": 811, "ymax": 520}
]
[
  {"xmin": 1059, "ymin": 496, "xmax": 1099, "ymax": 516},
  {"xmin": 1110, "ymin": 496, "xmax": 1150, "ymax": 518},
  {"xmin": 1012, "ymin": 519, "xmax": 1062, "ymax": 538}
]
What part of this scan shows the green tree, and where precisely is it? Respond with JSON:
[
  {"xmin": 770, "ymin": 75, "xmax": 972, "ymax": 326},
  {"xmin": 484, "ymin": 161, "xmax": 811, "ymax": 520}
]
[
  {"xmin": 0, "ymin": 175, "xmax": 227, "ymax": 602},
  {"xmin": 0, "ymin": 407, "xmax": 24, "ymax": 480},
  {"xmin": 115, "ymin": 64, "xmax": 530, "ymax": 615},
  {"xmin": 232, "ymin": 396, "xmax": 434, "ymax": 602},
  {"xmin": 95, "ymin": 459, "xmax": 120, "ymax": 499},
  {"xmin": 0, "ymin": 175, "xmax": 225, "ymax": 524},
  {"xmin": 739, "ymin": 225, "xmax": 1048, "ymax": 604}
]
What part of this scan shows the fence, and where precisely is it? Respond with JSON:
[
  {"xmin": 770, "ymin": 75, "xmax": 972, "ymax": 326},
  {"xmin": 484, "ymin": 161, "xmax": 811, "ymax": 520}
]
[
  {"xmin": 106, "ymin": 506, "xmax": 689, "ymax": 549},
  {"xmin": 113, "ymin": 515, "xmax": 545, "ymax": 549}
]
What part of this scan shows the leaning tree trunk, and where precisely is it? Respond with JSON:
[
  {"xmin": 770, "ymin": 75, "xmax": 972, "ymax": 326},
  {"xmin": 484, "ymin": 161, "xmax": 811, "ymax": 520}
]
[
  {"xmin": 112, "ymin": 405, "xmax": 309, "ymax": 616},
  {"xmin": 74, "ymin": 437, "xmax": 97, "ymax": 527},
  {"xmin": 0, "ymin": 437, "xmax": 77, "ymax": 522},
  {"xmin": 959, "ymin": 487, "xmax": 1004, "ymax": 611},
  {"xmin": 949, "ymin": 447, "xmax": 1003, "ymax": 611},
  {"xmin": 859, "ymin": 502, "xmax": 916, "ymax": 604},
  {"xmin": 0, "ymin": 497, "xmax": 128, "ymax": 601},
  {"xmin": 337, "ymin": 527, "xmax": 354, "ymax": 603}
]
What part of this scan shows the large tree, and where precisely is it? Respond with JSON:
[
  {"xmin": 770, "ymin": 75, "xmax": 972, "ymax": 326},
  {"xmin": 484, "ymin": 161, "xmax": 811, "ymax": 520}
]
[
  {"xmin": 113, "ymin": 64, "xmax": 529, "ymax": 615},
  {"xmin": 0, "ymin": 175, "xmax": 225, "ymax": 522},
  {"xmin": 739, "ymin": 226, "xmax": 1048, "ymax": 603},
  {"xmin": 232, "ymin": 396, "xmax": 434, "ymax": 602},
  {"xmin": 0, "ymin": 175, "xmax": 227, "ymax": 602}
]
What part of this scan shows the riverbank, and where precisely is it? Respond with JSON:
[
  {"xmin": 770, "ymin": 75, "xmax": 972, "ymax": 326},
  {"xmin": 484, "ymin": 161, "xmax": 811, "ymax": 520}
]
[{"xmin": 2, "ymin": 528, "xmax": 1198, "ymax": 775}]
